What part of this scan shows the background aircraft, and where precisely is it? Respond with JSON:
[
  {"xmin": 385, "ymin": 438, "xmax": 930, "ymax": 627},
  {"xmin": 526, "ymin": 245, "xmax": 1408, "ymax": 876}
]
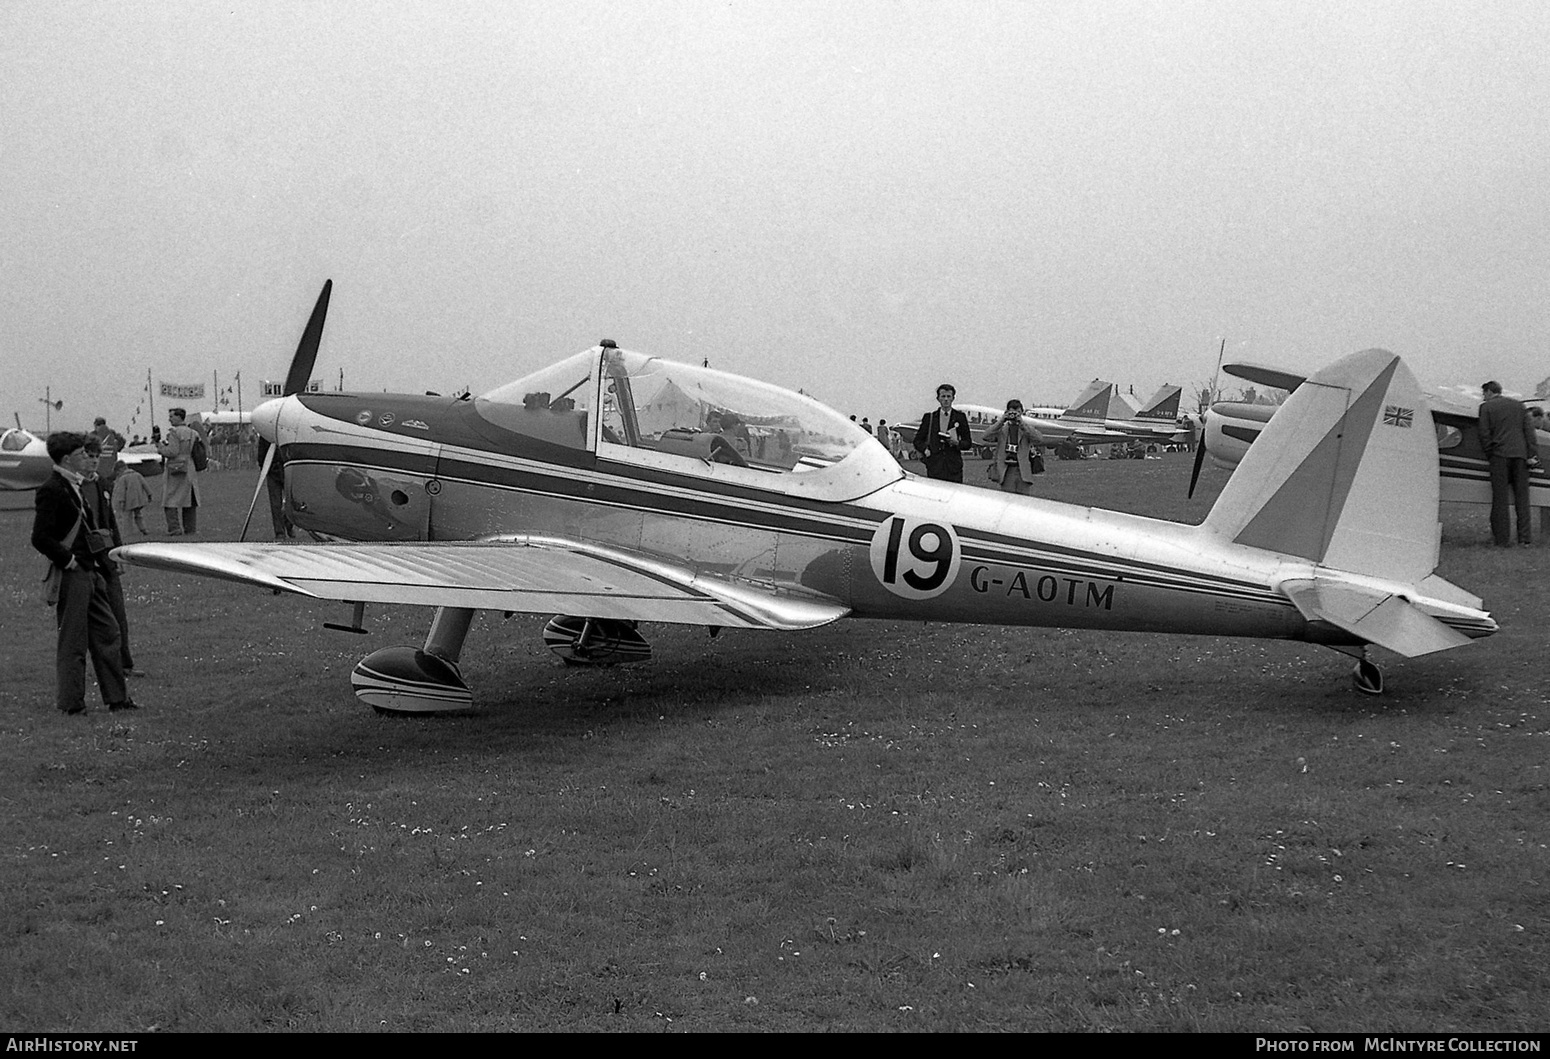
[
  {"xmin": 1, "ymin": 422, "xmax": 161, "ymax": 491},
  {"xmin": 0, "ymin": 426, "xmax": 51, "ymax": 491},
  {"xmin": 1015, "ymin": 380, "xmax": 1189, "ymax": 448},
  {"xmin": 1192, "ymin": 365, "xmax": 1549, "ymax": 530},
  {"xmin": 909, "ymin": 381, "xmax": 1189, "ymax": 458},
  {"xmin": 115, "ymin": 284, "xmax": 1495, "ymax": 712}
]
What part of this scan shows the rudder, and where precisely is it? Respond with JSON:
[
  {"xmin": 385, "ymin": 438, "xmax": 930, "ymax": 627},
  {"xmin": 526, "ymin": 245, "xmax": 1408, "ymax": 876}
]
[{"xmin": 1202, "ymin": 349, "xmax": 1440, "ymax": 584}]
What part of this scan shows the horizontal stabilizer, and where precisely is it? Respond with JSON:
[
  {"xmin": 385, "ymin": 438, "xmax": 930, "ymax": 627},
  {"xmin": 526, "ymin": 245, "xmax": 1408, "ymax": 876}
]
[
  {"xmin": 1281, "ymin": 578, "xmax": 1472, "ymax": 657},
  {"xmin": 1222, "ymin": 362, "xmax": 1308, "ymax": 393}
]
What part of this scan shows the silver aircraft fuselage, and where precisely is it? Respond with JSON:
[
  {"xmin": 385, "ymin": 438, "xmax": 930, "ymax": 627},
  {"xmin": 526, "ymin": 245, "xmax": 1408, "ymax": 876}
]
[{"xmin": 268, "ymin": 389, "xmax": 1492, "ymax": 650}]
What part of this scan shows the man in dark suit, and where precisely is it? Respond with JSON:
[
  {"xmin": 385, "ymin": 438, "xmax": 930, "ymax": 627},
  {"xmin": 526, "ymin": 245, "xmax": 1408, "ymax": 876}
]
[
  {"xmin": 913, "ymin": 383, "xmax": 974, "ymax": 483},
  {"xmin": 82, "ymin": 436, "xmax": 139, "ymax": 675},
  {"xmin": 1477, "ymin": 381, "xmax": 1542, "ymax": 547},
  {"xmin": 31, "ymin": 432, "xmax": 137, "ymax": 715}
]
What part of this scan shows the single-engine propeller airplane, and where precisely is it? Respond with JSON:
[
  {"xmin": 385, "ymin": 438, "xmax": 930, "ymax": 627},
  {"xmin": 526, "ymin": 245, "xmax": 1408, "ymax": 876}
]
[
  {"xmin": 114, "ymin": 282, "xmax": 1498, "ymax": 712},
  {"xmin": 1190, "ymin": 364, "xmax": 1549, "ymax": 528},
  {"xmin": 2, "ymin": 422, "xmax": 161, "ymax": 491}
]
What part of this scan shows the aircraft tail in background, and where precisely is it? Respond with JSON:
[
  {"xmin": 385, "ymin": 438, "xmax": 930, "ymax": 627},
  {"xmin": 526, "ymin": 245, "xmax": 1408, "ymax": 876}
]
[
  {"xmin": 1132, "ymin": 384, "xmax": 1183, "ymax": 423},
  {"xmin": 1062, "ymin": 380, "xmax": 1135, "ymax": 423}
]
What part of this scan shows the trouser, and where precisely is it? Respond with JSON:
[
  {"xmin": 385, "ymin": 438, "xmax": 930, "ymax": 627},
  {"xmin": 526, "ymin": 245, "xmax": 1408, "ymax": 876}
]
[
  {"xmin": 266, "ymin": 475, "xmax": 292, "ymax": 538},
  {"xmin": 102, "ymin": 567, "xmax": 134, "ymax": 670},
  {"xmin": 924, "ymin": 452, "xmax": 964, "ymax": 483},
  {"xmin": 55, "ymin": 567, "xmax": 127, "ymax": 712},
  {"xmin": 1487, "ymin": 456, "xmax": 1532, "ymax": 545},
  {"xmin": 998, "ymin": 467, "xmax": 1032, "ymax": 495},
  {"xmin": 164, "ymin": 504, "xmax": 198, "ymax": 535}
]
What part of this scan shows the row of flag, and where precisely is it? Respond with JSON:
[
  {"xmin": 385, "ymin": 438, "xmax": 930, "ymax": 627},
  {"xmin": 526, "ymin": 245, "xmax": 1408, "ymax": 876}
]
[{"xmin": 124, "ymin": 376, "xmax": 320, "ymax": 435}]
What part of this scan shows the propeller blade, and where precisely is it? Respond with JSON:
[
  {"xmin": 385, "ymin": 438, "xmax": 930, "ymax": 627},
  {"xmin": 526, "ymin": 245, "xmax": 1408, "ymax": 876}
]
[
  {"xmin": 1188, "ymin": 434, "xmax": 1208, "ymax": 499},
  {"xmin": 240, "ymin": 280, "xmax": 329, "ymax": 541},
  {"xmin": 238, "ymin": 441, "xmax": 278, "ymax": 542},
  {"xmin": 282, "ymin": 279, "xmax": 332, "ymax": 396}
]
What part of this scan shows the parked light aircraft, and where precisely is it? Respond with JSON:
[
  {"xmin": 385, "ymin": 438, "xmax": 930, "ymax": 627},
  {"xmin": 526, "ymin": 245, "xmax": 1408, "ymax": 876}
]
[
  {"xmin": 1061, "ymin": 380, "xmax": 1189, "ymax": 441},
  {"xmin": 1, "ymin": 423, "xmax": 161, "ymax": 491},
  {"xmin": 942, "ymin": 383, "xmax": 1189, "ymax": 456},
  {"xmin": 114, "ymin": 284, "xmax": 1497, "ymax": 711},
  {"xmin": 995, "ymin": 381, "xmax": 1189, "ymax": 449},
  {"xmin": 1192, "ymin": 364, "xmax": 1549, "ymax": 522}
]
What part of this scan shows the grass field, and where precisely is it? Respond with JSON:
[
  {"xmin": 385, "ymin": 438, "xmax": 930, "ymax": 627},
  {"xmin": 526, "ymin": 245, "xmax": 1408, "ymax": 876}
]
[{"xmin": 1, "ymin": 455, "xmax": 1546, "ymax": 1032}]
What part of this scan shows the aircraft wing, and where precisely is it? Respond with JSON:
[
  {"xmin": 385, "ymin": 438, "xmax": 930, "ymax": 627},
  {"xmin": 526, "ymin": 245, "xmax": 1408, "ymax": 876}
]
[
  {"xmin": 992, "ymin": 420, "xmax": 1140, "ymax": 447},
  {"xmin": 1280, "ymin": 577, "xmax": 1472, "ymax": 657},
  {"xmin": 113, "ymin": 536, "xmax": 850, "ymax": 632}
]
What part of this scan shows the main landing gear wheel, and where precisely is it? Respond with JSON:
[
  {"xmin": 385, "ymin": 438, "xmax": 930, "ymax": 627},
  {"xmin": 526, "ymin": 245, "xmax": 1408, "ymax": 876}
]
[
  {"xmin": 350, "ymin": 606, "xmax": 476, "ymax": 715},
  {"xmin": 352, "ymin": 647, "xmax": 472, "ymax": 713},
  {"xmin": 544, "ymin": 616, "xmax": 652, "ymax": 666}
]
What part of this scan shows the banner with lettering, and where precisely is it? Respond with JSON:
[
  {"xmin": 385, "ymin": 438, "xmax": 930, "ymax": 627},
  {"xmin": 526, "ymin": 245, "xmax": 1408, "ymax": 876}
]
[
  {"xmin": 159, "ymin": 382, "xmax": 206, "ymax": 400},
  {"xmin": 261, "ymin": 380, "xmax": 321, "ymax": 396}
]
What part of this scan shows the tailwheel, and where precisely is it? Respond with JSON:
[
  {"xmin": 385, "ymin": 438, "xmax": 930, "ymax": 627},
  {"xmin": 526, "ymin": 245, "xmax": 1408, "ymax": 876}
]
[
  {"xmin": 1328, "ymin": 644, "xmax": 1384, "ymax": 695},
  {"xmin": 544, "ymin": 616, "xmax": 652, "ymax": 666},
  {"xmin": 1352, "ymin": 656, "xmax": 1383, "ymax": 696}
]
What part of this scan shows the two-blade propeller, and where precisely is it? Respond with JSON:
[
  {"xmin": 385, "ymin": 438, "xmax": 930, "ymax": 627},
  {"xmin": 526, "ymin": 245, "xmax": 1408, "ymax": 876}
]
[
  {"xmin": 1188, "ymin": 417, "xmax": 1209, "ymax": 499},
  {"xmin": 238, "ymin": 280, "xmax": 332, "ymax": 542}
]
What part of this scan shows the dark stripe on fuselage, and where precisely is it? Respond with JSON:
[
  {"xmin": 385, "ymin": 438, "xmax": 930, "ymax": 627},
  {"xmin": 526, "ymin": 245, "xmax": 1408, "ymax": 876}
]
[
  {"xmin": 283, "ymin": 441, "xmax": 885, "ymax": 545},
  {"xmin": 956, "ymin": 526, "xmax": 1278, "ymax": 605},
  {"xmin": 286, "ymin": 439, "xmax": 1286, "ymax": 610},
  {"xmin": 1439, "ymin": 455, "xmax": 1550, "ymax": 485}
]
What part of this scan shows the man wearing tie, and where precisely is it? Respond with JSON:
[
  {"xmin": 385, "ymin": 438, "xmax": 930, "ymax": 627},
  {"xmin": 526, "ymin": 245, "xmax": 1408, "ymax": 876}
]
[
  {"xmin": 31, "ymin": 432, "xmax": 137, "ymax": 715},
  {"xmin": 913, "ymin": 383, "xmax": 974, "ymax": 483}
]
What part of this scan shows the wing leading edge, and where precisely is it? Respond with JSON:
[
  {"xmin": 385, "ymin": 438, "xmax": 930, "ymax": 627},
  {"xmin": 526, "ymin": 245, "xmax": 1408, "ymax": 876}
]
[{"xmin": 112, "ymin": 537, "xmax": 850, "ymax": 632}]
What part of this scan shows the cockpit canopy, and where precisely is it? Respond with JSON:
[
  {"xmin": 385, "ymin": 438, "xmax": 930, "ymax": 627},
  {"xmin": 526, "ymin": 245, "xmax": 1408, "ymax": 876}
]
[
  {"xmin": 1, "ymin": 428, "xmax": 39, "ymax": 452},
  {"xmin": 476, "ymin": 345, "xmax": 902, "ymax": 500}
]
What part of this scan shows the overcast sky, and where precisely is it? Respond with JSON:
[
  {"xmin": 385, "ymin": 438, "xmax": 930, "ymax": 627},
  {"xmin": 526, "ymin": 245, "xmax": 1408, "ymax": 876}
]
[{"xmin": 4, "ymin": 0, "xmax": 1547, "ymax": 436}]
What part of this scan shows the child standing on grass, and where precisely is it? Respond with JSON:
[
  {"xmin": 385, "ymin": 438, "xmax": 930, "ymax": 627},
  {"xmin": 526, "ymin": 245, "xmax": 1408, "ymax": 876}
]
[{"xmin": 112, "ymin": 460, "xmax": 152, "ymax": 536}]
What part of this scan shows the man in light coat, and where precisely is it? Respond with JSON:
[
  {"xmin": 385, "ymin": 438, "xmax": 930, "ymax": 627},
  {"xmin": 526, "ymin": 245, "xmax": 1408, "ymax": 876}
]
[
  {"xmin": 157, "ymin": 407, "xmax": 203, "ymax": 535},
  {"xmin": 981, "ymin": 400, "xmax": 1046, "ymax": 495}
]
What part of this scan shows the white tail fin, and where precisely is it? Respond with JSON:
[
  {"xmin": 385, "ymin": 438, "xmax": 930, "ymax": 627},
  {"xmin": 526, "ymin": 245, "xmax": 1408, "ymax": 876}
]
[{"xmin": 1203, "ymin": 349, "xmax": 1441, "ymax": 584}]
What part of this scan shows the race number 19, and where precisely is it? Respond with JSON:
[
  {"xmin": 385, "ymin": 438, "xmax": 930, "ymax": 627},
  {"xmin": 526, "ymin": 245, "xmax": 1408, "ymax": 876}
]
[{"xmin": 869, "ymin": 516, "xmax": 961, "ymax": 600}]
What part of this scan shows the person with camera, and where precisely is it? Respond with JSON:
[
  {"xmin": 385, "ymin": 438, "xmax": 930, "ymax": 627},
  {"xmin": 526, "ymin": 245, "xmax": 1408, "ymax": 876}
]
[
  {"xmin": 981, "ymin": 399, "xmax": 1047, "ymax": 495},
  {"xmin": 31, "ymin": 432, "xmax": 137, "ymax": 715},
  {"xmin": 913, "ymin": 383, "xmax": 974, "ymax": 482}
]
